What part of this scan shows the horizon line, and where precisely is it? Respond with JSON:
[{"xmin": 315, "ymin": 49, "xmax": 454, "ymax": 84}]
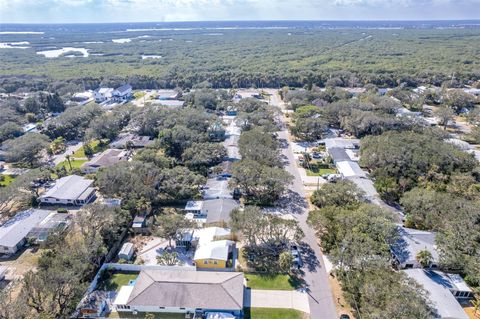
[{"xmin": 1, "ymin": 18, "xmax": 480, "ymax": 25}]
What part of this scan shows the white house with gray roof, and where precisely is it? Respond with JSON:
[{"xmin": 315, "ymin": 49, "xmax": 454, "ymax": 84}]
[
  {"xmin": 391, "ymin": 227, "xmax": 439, "ymax": 269},
  {"xmin": 112, "ymin": 84, "xmax": 132, "ymax": 101},
  {"xmin": 0, "ymin": 209, "xmax": 51, "ymax": 254},
  {"xmin": 39, "ymin": 175, "xmax": 95, "ymax": 205},
  {"xmin": 112, "ymin": 269, "xmax": 244, "ymax": 316}
]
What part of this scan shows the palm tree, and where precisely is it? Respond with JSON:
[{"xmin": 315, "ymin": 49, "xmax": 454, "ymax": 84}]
[
  {"xmin": 65, "ymin": 154, "xmax": 72, "ymax": 171},
  {"xmin": 416, "ymin": 249, "xmax": 433, "ymax": 268}
]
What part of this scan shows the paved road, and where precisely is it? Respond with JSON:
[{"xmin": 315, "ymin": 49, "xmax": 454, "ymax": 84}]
[
  {"xmin": 51, "ymin": 141, "xmax": 84, "ymax": 165},
  {"xmin": 269, "ymin": 90, "xmax": 337, "ymax": 319}
]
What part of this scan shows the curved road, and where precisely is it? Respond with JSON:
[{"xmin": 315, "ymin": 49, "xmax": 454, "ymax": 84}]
[{"xmin": 268, "ymin": 90, "xmax": 337, "ymax": 319}]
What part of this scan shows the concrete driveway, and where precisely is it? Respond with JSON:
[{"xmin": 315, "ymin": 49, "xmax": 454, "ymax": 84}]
[{"xmin": 244, "ymin": 289, "xmax": 310, "ymax": 314}]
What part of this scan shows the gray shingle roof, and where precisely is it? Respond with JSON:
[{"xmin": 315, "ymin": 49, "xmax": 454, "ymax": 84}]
[
  {"xmin": 127, "ymin": 269, "xmax": 244, "ymax": 311},
  {"xmin": 0, "ymin": 209, "xmax": 51, "ymax": 248},
  {"xmin": 40, "ymin": 175, "xmax": 94, "ymax": 200},
  {"xmin": 203, "ymin": 198, "xmax": 239, "ymax": 224}
]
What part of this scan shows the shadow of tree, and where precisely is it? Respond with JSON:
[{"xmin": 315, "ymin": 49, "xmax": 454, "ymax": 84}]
[{"xmin": 299, "ymin": 241, "xmax": 320, "ymax": 272}]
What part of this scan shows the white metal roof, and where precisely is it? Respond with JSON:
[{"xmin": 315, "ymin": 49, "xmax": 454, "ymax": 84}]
[
  {"xmin": 336, "ymin": 161, "xmax": 366, "ymax": 178},
  {"xmin": 0, "ymin": 209, "xmax": 51, "ymax": 248},
  {"xmin": 40, "ymin": 175, "xmax": 94, "ymax": 201},
  {"xmin": 119, "ymin": 242, "xmax": 134, "ymax": 256},
  {"xmin": 194, "ymin": 227, "xmax": 231, "ymax": 246},
  {"xmin": 194, "ymin": 240, "xmax": 233, "ymax": 261}
]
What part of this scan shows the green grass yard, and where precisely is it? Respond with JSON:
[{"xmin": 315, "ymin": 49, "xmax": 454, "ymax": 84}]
[
  {"xmin": 244, "ymin": 308, "xmax": 307, "ymax": 319},
  {"xmin": 72, "ymin": 140, "xmax": 108, "ymax": 158},
  {"xmin": 244, "ymin": 273, "xmax": 301, "ymax": 291},
  {"xmin": 97, "ymin": 271, "xmax": 139, "ymax": 292},
  {"xmin": 305, "ymin": 162, "xmax": 337, "ymax": 177},
  {"xmin": 0, "ymin": 174, "xmax": 15, "ymax": 186},
  {"xmin": 56, "ymin": 159, "xmax": 88, "ymax": 172}
]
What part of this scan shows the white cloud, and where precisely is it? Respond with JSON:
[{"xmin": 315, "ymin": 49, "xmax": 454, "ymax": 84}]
[{"xmin": 0, "ymin": 0, "xmax": 479, "ymax": 23}]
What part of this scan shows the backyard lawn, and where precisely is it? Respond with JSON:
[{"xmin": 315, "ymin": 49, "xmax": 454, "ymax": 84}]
[
  {"xmin": 0, "ymin": 174, "xmax": 15, "ymax": 186},
  {"xmin": 97, "ymin": 271, "xmax": 139, "ymax": 292},
  {"xmin": 245, "ymin": 273, "xmax": 301, "ymax": 290},
  {"xmin": 56, "ymin": 159, "xmax": 88, "ymax": 172},
  {"xmin": 244, "ymin": 308, "xmax": 307, "ymax": 319}
]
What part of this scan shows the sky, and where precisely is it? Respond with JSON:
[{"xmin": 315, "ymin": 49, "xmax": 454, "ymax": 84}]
[{"xmin": 0, "ymin": 0, "xmax": 479, "ymax": 24}]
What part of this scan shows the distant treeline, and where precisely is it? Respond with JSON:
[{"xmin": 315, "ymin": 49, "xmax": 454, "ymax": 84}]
[{"xmin": 0, "ymin": 70, "xmax": 478, "ymax": 94}]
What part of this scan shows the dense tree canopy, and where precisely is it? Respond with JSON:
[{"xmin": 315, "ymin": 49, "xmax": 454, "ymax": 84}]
[
  {"xmin": 3, "ymin": 133, "xmax": 49, "ymax": 167},
  {"xmin": 360, "ymin": 131, "xmax": 477, "ymax": 202}
]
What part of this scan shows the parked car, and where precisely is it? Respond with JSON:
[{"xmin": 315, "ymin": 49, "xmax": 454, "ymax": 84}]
[
  {"xmin": 324, "ymin": 174, "xmax": 342, "ymax": 182},
  {"xmin": 232, "ymin": 188, "xmax": 242, "ymax": 200},
  {"xmin": 290, "ymin": 245, "xmax": 303, "ymax": 269},
  {"xmin": 312, "ymin": 152, "xmax": 321, "ymax": 159},
  {"xmin": 339, "ymin": 314, "xmax": 350, "ymax": 319}
]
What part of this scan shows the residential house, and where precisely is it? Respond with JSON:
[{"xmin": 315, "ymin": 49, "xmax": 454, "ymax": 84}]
[
  {"xmin": 118, "ymin": 243, "xmax": 135, "ymax": 261},
  {"xmin": 102, "ymin": 198, "xmax": 122, "ymax": 207},
  {"xmin": 335, "ymin": 161, "xmax": 366, "ymax": 179},
  {"xmin": 391, "ymin": 227, "xmax": 439, "ymax": 269},
  {"xmin": 22, "ymin": 123, "xmax": 37, "ymax": 133},
  {"xmin": 208, "ymin": 121, "xmax": 226, "ymax": 142},
  {"xmin": 191, "ymin": 227, "xmax": 234, "ymax": 269},
  {"xmin": 157, "ymin": 89, "xmax": 181, "ymax": 100},
  {"xmin": 226, "ymin": 105, "xmax": 238, "ymax": 116},
  {"xmin": 404, "ymin": 269, "xmax": 471, "ymax": 319},
  {"xmin": 39, "ymin": 175, "xmax": 95, "ymax": 205},
  {"xmin": 194, "ymin": 240, "xmax": 234, "ymax": 269},
  {"xmin": 0, "ymin": 209, "xmax": 51, "ymax": 254},
  {"xmin": 81, "ymin": 149, "xmax": 128, "ymax": 174},
  {"xmin": 328, "ymin": 147, "xmax": 352, "ymax": 164},
  {"xmin": 112, "ymin": 84, "xmax": 132, "ymax": 101},
  {"xmin": 344, "ymin": 87, "xmax": 366, "ymax": 96},
  {"xmin": 324, "ymin": 138, "xmax": 360, "ymax": 151},
  {"xmin": 203, "ymin": 198, "xmax": 239, "ymax": 225},
  {"xmin": 110, "ymin": 133, "xmax": 154, "ymax": 149},
  {"xmin": 94, "ymin": 88, "xmax": 114, "ymax": 102},
  {"xmin": 132, "ymin": 215, "xmax": 149, "ymax": 234},
  {"xmin": 112, "ymin": 269, "xmax": 244, "ymax": 317},
  {"xmin": 185, "ymin": 201, "xmax": 206, "ymax": 217}
]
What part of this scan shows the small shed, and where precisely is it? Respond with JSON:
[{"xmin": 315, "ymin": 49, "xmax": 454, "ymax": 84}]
[{"xmin": 118, "ymin": 242, "xmax": 134, "ymax": 261}]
